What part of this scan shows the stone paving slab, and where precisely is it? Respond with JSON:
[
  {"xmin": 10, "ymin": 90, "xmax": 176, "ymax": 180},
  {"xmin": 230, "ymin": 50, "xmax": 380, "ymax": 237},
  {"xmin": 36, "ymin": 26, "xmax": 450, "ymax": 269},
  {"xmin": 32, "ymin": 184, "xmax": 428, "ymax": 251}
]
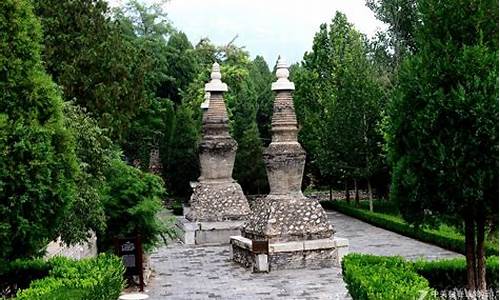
[
  {"xmin": 328, "ymin": 211, "xmax": 461, "ymax": 260},
  {"xmin": 146, "ymin": 210, "xmax": 461, "ymax": 299}
]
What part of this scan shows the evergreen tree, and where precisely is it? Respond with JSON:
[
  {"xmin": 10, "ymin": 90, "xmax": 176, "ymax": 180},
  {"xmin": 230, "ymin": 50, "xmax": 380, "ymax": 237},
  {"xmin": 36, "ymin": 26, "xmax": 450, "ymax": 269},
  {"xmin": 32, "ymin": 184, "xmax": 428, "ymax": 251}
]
[
  {"xmin": 34, "ymin": 0, "xmax": 151, "ymax": 141},
  {"xmin": 386, "ymin": 0, "xmax": 498, "ymax": 290},
  {"xmin": 250, "ymin": 56, "xmax": 274, "ymax": 145},
  {"xmin": 0, "ymin": 0, "xmax": 78, "ymax": 260},
  {"xmin": 294, "ymin": 12, "xmax": 386, "ymax": 204},
  {"xmin": 163, "ymin": 102, "xmax": 200, "ymax": 196}
]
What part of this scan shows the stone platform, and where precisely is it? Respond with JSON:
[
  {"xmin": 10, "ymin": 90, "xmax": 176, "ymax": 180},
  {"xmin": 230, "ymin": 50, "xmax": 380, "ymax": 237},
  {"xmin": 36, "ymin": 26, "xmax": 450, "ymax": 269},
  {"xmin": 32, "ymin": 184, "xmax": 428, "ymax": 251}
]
[
  {"xmin": 230, "ymin": 236, "xmax": 348, "ymax": 272},
  {"xmin": 176, "ymin": 217, "xmax": 244, "ymax": 245}
]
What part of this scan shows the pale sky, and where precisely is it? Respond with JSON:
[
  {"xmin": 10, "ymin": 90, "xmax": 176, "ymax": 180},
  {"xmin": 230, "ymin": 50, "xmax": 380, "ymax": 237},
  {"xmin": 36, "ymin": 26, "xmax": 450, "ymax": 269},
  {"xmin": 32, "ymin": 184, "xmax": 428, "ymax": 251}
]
[{"xmin": 108, "ymin": 0, "xmax": 386, "ymax": 66}]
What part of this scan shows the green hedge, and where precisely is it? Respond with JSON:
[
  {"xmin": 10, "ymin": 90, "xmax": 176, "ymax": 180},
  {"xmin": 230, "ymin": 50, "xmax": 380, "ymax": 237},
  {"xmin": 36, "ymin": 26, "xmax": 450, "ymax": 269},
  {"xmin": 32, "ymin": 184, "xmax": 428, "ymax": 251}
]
[
  {"xmin": 342, "ymin": 253, "xmax": 499, "ymax": 299},
  {"xmin": 342, "ymin": 254, "xmax": 436, "ymax": 299},
  {"xmin": 0, "ymin": 258, "xmax": 51, "ymax": 297},
  {"xmin": 414, "ymin": 256, "xmax": 499, "ymax": 291},
  {"xmin": 322, "ymin": 200, "xmax": 499, "ymax": 257},
  {"xmin": 15, "ymin": 253, "xmax": 125, "ymax": 300}
]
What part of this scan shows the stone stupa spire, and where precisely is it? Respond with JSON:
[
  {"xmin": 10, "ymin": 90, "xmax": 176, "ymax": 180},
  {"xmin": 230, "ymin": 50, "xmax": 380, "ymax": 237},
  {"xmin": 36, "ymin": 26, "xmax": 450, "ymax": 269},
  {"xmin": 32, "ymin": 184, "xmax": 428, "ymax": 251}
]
[
  {"xmin": 185, "ymin": 62, "xmax": 250, "ymax": 224},
  {"xmin": 230, "ymin": 57, "xmax": 348, "ymax": 272}
]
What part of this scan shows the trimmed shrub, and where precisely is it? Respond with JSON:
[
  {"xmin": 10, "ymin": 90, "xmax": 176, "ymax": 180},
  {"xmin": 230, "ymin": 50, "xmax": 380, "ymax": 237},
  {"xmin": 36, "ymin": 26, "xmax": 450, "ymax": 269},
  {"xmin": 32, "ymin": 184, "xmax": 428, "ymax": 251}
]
[
  {"xmin": 0, "ymin": 258, "xmax": 50, "ymax": 297},
  {"xmin": 413, "ymin": 256, "xmax": 499, "ymax": 291},
  {"xmin": 323, "ymin": 200, "xmax": 499, "ymax": 256},
  {"xmin": 342, "ymin": 253, "xmax": 435, "ymax": 300},
  {"xmin": 16, "ymin": 253, "xmax": 125, "ymax": 300},
  {"xmin": 342, "ymin": 253, "xmax": 499, "ymax": 299}
]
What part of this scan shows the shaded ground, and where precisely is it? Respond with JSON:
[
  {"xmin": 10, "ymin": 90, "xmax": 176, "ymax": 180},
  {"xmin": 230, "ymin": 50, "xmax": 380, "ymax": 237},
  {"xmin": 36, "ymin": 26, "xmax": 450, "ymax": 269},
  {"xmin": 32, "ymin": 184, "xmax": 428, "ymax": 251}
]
[{"xmin": 145, "ymin": 210, "xmax": 461, "ymax": 300}]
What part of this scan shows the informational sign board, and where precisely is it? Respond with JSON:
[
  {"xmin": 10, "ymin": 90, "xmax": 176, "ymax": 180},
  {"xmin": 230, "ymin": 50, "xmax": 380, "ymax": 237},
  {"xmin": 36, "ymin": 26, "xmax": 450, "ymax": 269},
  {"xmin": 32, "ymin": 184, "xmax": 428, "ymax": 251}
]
[
  {"xmin": 114, "ymin": 236, "xmax": 144, "ymax": 291},
  {"xmin": 252, "ymin": 240, "xmax": 269, "ymax": 254}
]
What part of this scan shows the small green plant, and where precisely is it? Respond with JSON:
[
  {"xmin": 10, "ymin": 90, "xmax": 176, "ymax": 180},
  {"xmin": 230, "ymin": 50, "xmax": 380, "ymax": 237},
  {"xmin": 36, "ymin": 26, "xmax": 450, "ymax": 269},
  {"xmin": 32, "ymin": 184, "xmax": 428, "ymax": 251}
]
[{"xmin": 15, "ymin": 254, "xmax": 125, "ymax": 300}]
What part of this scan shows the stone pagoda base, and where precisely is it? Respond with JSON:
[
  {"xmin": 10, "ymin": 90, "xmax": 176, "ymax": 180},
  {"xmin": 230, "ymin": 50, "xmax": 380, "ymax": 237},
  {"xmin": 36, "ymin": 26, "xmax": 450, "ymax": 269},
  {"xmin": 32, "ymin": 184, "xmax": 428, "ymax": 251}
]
[
  {"xmin": 186, "ymin": 181, "xmax": 249, "ymax": 222},
  {"xmin": 230, "ymin": 236, "xmax": 349, "ymax": 272},
  {"xmin": 177, "ymin": 217, "xmax": 245, "ymax": 245},
  {"xmin": 177, "ymin": 180, "xmax": 250, "ymax": 245}
]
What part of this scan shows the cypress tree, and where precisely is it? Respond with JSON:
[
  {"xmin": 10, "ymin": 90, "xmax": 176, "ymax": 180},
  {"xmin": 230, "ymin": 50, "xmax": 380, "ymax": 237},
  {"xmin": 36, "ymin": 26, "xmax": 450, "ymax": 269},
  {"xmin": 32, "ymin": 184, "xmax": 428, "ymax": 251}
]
[{"xmin": 0, "ymin": 0, "xmax": 78, "ymax": 260}]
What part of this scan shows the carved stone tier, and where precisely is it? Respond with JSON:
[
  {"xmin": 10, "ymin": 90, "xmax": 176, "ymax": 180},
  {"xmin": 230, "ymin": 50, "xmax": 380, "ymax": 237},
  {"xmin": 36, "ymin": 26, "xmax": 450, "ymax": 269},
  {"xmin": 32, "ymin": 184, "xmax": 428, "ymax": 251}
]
[{"xmin": 179, "ymin": 63, "xmax": 250, "ymax": 245}]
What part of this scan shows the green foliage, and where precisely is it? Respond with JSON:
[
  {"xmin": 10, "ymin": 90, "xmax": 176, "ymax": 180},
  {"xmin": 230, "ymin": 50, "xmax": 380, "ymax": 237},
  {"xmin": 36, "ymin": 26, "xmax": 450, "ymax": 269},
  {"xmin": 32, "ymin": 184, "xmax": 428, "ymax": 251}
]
[
  {"xmin": 98, "ymin": 160, "xmax": 168, "ymax": 252},
  {"xmin": 233, "ymin": 123, "xmax": 268, "ymax": 194},
  {"xmin": 294, "ymin": 12, "xmax": 386, "ymax": 187},
  {"xmin": 385, "ymin": 0, "xmax": 498, "ymax": 246},
  {"xmin": 343, "ymin": 253, "xmax": 499, "ymax": 299},
  {"xmin": 115, "ymin": 3, "xmax": 197, "ymax": 168},
  {"xmin": 0, "ymin": 0, "xmax": 78, "ymax": 261},
  {"xmin": 250, "ymin": 56, "xmax": 274, "ymax": 145},
  {"xmin": 322, "ymin": 200, "xmax": 499, "ymax": 256},
  {"xmin": 342, "ymin": 253, "xmax": 435, "ymax": 299},
  {"xmin": 413, "ymin": 256, "xmax": 499, "ymax": 290},
  {"xmin": 34, "ymin": 0, "xmax": 152, "ymax": 142},
  {"xmin": 58, "ymin": 103, "xmax": 120, "ymax": 245},
  {"xmin": 0, "ymin": 258, "xmax": 50, "ymax": 297},
  {"xmin": 163, "ymin": 102, "xmax": 200, "ymax": 196},
  {"xmin": 366, "ymin": 0, "xmax": 418, "ymax": 65},
  {"xmin": 172, "ymin": 201, "xmax": 184, "ymax": 216},
  {"xmin": 15, "ymin": 254, "xmax": 125, "ymax": 300}
]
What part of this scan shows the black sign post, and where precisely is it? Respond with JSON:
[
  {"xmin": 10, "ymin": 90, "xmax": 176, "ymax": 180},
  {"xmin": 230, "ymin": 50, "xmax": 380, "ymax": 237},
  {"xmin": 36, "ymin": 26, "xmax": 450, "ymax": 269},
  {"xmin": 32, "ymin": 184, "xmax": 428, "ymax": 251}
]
[{"xmin": 114, "ymin": 236, "xmax": 144, "ymax": 292}]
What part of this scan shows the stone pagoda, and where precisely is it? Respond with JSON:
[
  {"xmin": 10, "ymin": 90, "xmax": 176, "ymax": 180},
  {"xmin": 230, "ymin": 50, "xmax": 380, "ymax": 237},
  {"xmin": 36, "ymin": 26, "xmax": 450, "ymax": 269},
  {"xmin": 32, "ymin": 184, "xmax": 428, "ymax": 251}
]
[
  {"xmin": 230, "ymin": 58, "xmax": 348, "ymax": 272},
  {"xmin": 178, "ymin": 63, "xmax": 251, "ymax": 245}
]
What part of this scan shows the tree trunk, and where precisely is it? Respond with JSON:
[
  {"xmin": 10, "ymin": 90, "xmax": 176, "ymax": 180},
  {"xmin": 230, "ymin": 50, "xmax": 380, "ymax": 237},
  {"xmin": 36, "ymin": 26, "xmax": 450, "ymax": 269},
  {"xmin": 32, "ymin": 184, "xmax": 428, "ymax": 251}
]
[
  {"xmin": 354, "ymin": 179, "xmax": 359, "ymax": 206},
  {"xmin": 329, "ymin": 185, "xmax": 333, "ymax": 201},
  {"xmin": 476, "ymin": 215, "xmax": 487, "ymax": 292},
  {"xmin": 465, "ymin": 216, "xmax": 477, "ymax": 291},
  {"xmin": 345, "ymin": 180, "xmax": 350, "ymax": 203},
  {"xmin": 367, "ymin": 178, "xmax": 373, "ymax": 212}
]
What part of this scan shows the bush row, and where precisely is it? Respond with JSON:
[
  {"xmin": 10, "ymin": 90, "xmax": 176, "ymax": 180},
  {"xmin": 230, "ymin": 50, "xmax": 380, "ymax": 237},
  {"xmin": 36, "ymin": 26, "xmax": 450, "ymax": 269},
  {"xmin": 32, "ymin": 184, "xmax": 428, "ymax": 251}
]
[
  {"xmin": 414, "ymin": 256, "xmax": 499, "ymax": 291},
  {"xmin": 0, "ymin": 258, "xmax": 51, "ymax": 297},
  {"xmin": 342, "ymin": 254, "xmax": 435, "ymax": 299},
  {"xmin": 342, "ymin": 254, "xmax": 499, "ymax": 300},
  {"xmin": 322, "ymin": 200, "xmax": 498, "ymax": 256},
  {"xmin": 13, "ymin": 254, "xmax": 125, "ymax": 300}
]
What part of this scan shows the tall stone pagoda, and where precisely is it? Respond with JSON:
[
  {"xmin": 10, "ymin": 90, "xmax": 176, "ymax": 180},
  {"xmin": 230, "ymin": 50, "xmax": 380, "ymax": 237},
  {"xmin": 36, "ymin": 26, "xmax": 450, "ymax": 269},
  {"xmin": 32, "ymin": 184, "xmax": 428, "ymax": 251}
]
[
  {"xmin": 230, "ymin": 58, "xmax": 348, "ymax": 272},
  {"xmin": 178, "ymin": 63, "xmax": 251, "ymax": 245}
]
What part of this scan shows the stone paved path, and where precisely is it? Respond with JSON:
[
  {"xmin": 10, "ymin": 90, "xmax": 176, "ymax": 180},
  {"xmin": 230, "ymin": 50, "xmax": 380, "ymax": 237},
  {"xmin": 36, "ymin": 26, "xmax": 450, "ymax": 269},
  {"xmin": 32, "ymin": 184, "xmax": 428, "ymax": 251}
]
[{"xmin": 146, "ymin": 210, "xmax": 461, "ymax": 300}]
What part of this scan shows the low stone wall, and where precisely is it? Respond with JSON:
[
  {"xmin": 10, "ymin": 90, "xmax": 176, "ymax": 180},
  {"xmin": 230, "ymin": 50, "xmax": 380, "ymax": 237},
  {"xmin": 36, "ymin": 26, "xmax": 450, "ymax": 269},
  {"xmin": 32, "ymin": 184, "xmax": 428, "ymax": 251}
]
[
  {"xmin": 306, "ymin": 190, "xmax": 371, "ymax": 201},
  {"xmin": 45, "ymin": 233, "xmax": 97, "ymax": 260}
]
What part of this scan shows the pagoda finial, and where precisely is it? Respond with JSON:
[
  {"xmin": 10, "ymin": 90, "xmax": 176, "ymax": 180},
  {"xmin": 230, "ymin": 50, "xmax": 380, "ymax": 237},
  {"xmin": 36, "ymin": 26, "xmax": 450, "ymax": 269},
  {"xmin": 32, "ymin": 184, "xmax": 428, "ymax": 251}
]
[
  {"xmin": 272, "ymin": 56, "xmax": 295, "ymax": 91},
  {"xmin": 205, "ymin": 62, "xmax": 228, "ymax": 92}
]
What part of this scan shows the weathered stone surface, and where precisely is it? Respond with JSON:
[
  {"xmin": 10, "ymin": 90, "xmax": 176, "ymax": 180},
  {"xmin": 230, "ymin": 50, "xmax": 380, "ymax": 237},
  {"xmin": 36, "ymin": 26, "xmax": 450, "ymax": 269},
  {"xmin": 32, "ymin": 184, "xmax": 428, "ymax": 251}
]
[
  {"xmin": 45, "ymin": 233, "xmax": 97, "ymax": 259},
  {"xmin": 177, "ymin": 217, "xmax": 245, "ymax": 245},
  {"xmin": 187, "ymin": 63, "xmax": 250, "ymax": 222},
  {"xmin": 186, "ymin": 181, "xmax": 249, "ymax": 222},
  {"xmin": 243, "ymin": 196, "xmax": 334, "ymax": 243}
]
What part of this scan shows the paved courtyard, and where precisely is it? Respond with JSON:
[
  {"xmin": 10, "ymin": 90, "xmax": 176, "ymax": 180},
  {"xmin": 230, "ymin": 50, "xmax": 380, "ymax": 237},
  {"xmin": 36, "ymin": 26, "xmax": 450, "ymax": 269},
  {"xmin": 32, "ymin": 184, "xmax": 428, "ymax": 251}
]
[{"xmin": 146, "ymin": 210, "xmax": 461, "ymax": 300}]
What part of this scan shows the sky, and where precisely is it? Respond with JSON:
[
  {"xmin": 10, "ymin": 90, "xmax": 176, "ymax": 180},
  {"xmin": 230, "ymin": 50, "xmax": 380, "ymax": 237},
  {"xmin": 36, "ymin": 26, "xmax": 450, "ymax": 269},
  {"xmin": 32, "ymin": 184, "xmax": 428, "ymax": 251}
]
[{"xmin": 108, "ymin": 0, "xmax": 386, "ymax": 66}]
